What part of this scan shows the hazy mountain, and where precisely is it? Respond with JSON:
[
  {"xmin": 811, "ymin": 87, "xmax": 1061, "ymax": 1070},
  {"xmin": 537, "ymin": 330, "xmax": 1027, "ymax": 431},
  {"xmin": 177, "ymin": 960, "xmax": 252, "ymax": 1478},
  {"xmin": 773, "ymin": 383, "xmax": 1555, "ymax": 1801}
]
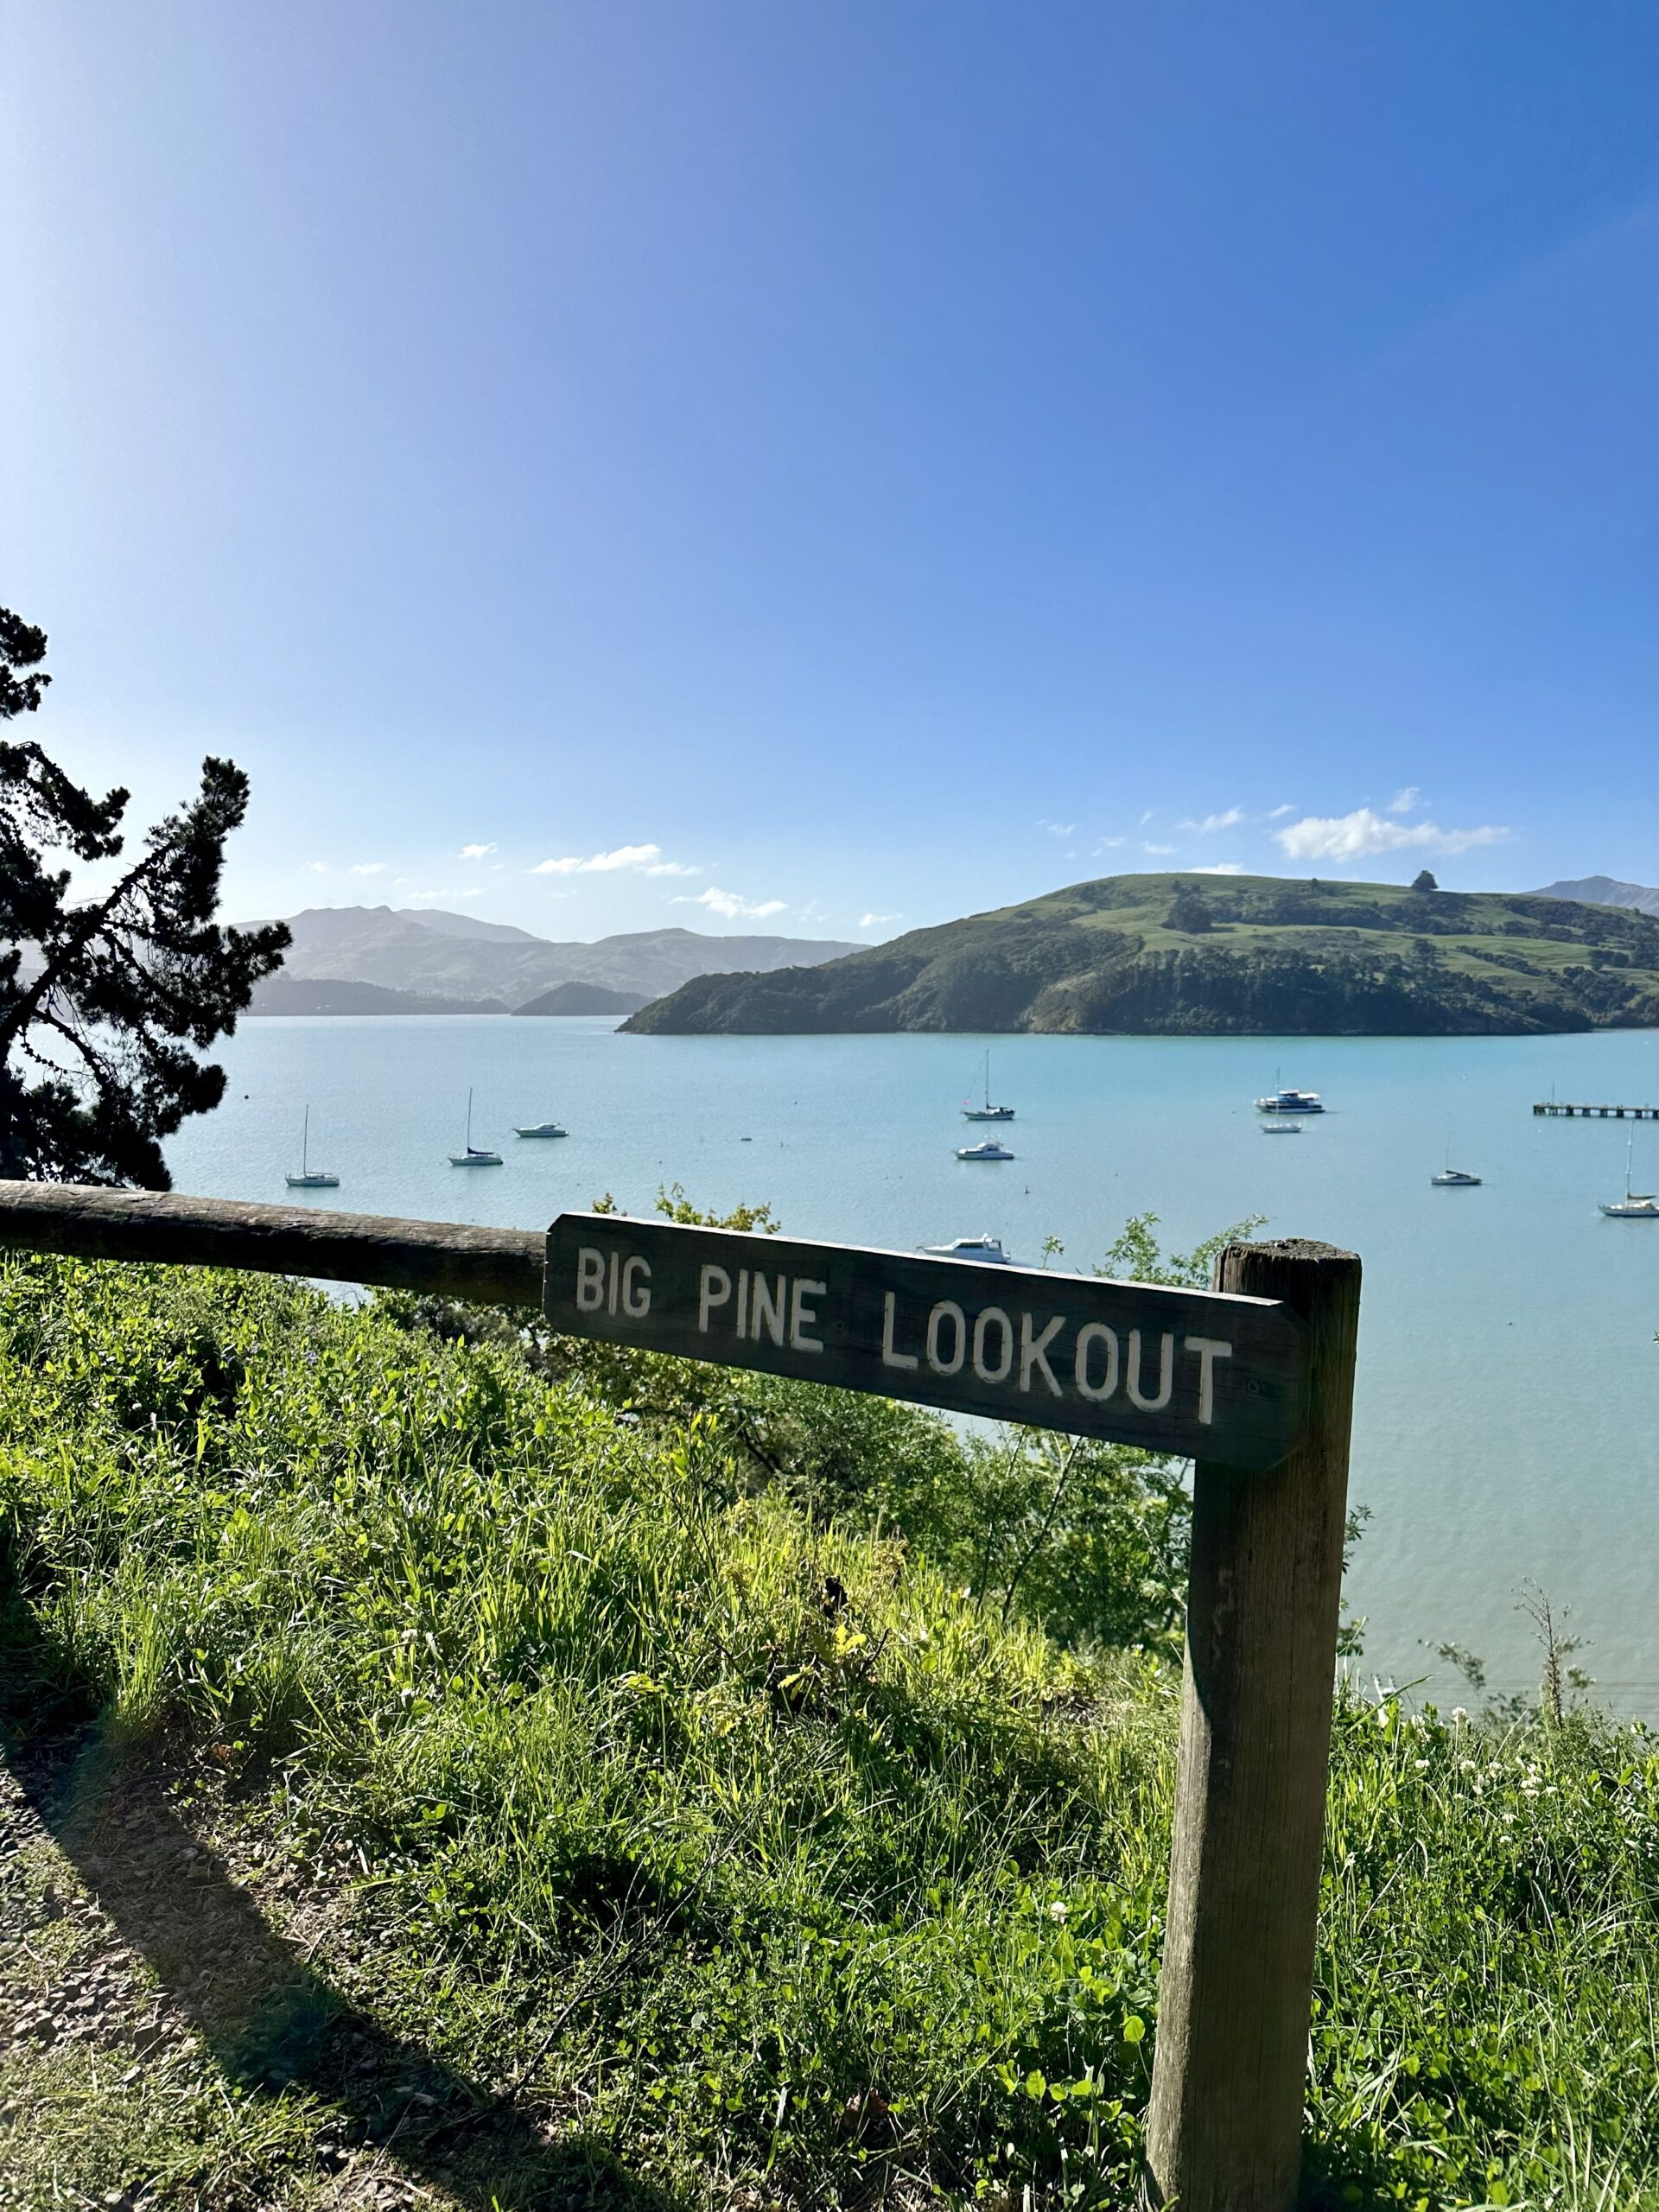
[
  {"xmin": 624, "ymin": 872, "xmax": 1659, "ymax": 1038},
  {"xmin": 244, "ymin": 906, "xmax": 861, "ymax": 1010},
  {"xmin": 250, "ymin": 976, "xmax": 506, "ymax": 1016},
  {"xmin": 392, "ymin": 908, "xmax": 547, "ymax": 944},
  {"xmin": 513, "ymin": 982, "xmax": 651, "ymax": 1016},
  {"xmin": 1533, "ymin": 876, "xmax": 1659, "ymax": 919}
]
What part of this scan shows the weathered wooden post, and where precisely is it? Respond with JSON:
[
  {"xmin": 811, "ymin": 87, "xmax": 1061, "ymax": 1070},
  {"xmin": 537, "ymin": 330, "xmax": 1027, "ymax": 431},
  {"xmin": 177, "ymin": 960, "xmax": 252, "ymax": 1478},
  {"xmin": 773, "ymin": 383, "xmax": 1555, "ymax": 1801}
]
[{"xmin": 1146, "ymin": 1238, "xmax": 1362, "ymax": 2212}]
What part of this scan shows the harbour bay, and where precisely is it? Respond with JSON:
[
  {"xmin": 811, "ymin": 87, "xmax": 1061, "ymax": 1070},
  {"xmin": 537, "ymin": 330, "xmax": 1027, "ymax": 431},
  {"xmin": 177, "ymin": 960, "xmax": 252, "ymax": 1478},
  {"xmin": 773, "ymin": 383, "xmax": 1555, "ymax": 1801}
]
[{"xmin": 167, "ymin": 1015, "xmax": 1659, "ymax": 1715}]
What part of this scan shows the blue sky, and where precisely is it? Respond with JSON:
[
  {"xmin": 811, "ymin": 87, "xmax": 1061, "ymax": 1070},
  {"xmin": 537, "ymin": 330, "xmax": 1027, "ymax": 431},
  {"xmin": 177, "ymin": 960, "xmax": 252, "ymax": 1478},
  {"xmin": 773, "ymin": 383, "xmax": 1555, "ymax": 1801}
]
[{"xmin": 5, "ymin": 3, "xmax": 1656, "ymax": 942}]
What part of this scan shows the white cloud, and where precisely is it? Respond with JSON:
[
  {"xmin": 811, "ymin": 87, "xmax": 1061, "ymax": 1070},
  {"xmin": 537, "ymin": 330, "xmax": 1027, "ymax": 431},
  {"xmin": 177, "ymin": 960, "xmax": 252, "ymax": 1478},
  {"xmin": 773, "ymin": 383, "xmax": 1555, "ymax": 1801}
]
[
  {"xmin": 860, "ymin": 912, "xmax": 901, "ymax": 929},
  {"xmin": 1138, "ymin": 809, "xmax": 1154, "ymax": 828},
  {"xmin": 1192, "ymin": 862, "xmax": 1245, "ymax": 875},
  {"xmin": 459, "ymin": 842, "xmax": 497, "ymax": 860},
  {"xmin": 305, "ymin": 861, "xmax": 327, "ymax": 874},
  {"xmin": 531, "ymin": 842, "xmax": 660, "ymax": 875},
  {"xmin": 1092, "ymin": 836, "xmax": 1127, "ymax": 853},
  {"xmin": 1037, "ymin": 819, "xmax": 1077, "ymax": 838},
  {"xmin": 674, "ymin": 886, "xmax": 787, "ymax": 921},
  {"xmin": 1143, "ymin": 842, "xmax": 1177, "ymax": 855},
  {"xmin": 1386, "ymin": 787, "xmax": 1424, "ymax": 816},
  {"xmin": 1178, "ymin": 807, "xmax": 1245, "ymax": 834},
  {"xmin": 1275, "ymin": 808, "xmax": 1509, "ymax": 863},
  {"xmin": 349, "ymin": 861, "xmax": 387, "ymax": 875},
  {"xmin": 529, "ymin": 842, "xmax": 698, "ymax": 878},
  {"xmin": 1268, "ymin": 803, "xmax": 1296, "ymax": 820},
  {"xmin": 407, "ymin": 887, "xmax": 483, "ymax": 901}
]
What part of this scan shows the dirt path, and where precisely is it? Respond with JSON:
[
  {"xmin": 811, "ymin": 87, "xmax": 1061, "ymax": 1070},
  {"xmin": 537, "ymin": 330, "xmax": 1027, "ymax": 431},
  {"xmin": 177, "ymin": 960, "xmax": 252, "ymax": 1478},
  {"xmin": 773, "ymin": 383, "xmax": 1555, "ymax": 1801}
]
[{"xmin": 0, "ymin": 1741, "xmax": 674, "ymax": 2210}]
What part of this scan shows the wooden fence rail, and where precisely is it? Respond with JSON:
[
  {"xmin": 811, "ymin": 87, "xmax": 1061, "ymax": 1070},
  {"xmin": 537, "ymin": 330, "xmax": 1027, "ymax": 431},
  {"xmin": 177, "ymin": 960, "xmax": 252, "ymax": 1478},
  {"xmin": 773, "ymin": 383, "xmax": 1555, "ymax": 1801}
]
[
  {"xmin": 0, "ymin": 1181, "xmax": 545, "ymax": 1308},
  {"xmin": 0, "ymin": 1178, "xmax": 1361, "ymax": 2212}
]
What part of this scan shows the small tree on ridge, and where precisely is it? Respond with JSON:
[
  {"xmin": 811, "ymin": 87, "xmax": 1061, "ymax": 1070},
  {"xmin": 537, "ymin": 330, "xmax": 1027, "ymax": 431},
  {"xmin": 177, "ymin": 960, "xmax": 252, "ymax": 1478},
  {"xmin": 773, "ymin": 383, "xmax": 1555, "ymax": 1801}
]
[
  {"xmin": 1166, "ymin": 883, "xmax": 1213, "ymax": 933},
  {"xmin": 0, "ymin": 609, "xmax": 289, "ymax": 1185}
]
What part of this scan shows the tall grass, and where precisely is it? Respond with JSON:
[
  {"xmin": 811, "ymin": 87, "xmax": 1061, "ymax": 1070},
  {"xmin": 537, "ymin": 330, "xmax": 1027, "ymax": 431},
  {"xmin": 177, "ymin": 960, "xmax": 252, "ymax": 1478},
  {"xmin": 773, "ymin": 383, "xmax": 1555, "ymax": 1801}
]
[{"xmin": 2, "ymin": 1253, "xmax": 1656, "ymax": 2208}]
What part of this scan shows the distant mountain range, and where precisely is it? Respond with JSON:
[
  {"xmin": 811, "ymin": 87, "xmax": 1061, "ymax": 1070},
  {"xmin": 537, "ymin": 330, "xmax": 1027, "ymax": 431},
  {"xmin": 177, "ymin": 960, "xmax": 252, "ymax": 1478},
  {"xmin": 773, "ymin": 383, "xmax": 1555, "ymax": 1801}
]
[
  {"xmin": 623, "ymin": 872, "xmax": 1659, "ymax": 1038},
  {"xmin": 244, "ymin": 906, "xmax": 859, "ymax": 1016},
  {"xmin": 1533, "ymin": 876, "xmax": 1659, "ymax": 919}
]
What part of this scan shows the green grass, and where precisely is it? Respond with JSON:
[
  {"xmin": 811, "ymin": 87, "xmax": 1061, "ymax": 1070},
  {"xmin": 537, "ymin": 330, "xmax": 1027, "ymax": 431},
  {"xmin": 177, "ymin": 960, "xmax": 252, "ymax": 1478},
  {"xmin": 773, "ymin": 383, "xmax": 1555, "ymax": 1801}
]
[{"xmin": 2, "ymin": 1254, "xmax": 1658, "ymax": 2209}]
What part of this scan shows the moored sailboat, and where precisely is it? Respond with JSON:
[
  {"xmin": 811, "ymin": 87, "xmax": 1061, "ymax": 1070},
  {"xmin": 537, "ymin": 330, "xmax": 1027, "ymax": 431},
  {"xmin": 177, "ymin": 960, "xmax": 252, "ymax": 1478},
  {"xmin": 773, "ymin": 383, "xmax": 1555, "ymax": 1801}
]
[
  {"xmin": 284, "ymin": 1105, "xmax": 339, "ymax": 1189},
  {"xmin": 449, "ymin": 1088, "xmax": 503, "ymax": 1166},
  {"xmin": 962, "ymin": 1051, "xmax": 1015, "ymax": 1122},
  {"xmin": 1599, "ymin": 1135, "xmax": 1658, "ymax": 1218}
]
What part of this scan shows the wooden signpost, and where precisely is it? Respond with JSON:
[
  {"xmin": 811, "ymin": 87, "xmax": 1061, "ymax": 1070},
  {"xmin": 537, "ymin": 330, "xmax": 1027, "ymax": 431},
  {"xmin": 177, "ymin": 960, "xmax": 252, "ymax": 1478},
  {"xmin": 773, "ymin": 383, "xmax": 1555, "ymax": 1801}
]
[
  {"xmin": 543, "ymin": 1212, "xmax": 1308, "ymax": 1466},
  {"xmin": 546, "ymin": 1211, "xmax": 1360, "ymax": 2212},
  {"xmin": 0, "ymin": 1181, "xmax": 1360, "ymax": 2212}
]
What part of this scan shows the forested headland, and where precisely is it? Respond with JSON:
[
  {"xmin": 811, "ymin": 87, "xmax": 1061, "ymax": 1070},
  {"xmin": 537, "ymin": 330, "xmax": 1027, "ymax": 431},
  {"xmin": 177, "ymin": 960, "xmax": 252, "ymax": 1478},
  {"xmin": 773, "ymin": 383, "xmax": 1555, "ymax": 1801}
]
[{"xmin": 624, "ymin": 872, "xmax": 1659, "ymax": 1037}]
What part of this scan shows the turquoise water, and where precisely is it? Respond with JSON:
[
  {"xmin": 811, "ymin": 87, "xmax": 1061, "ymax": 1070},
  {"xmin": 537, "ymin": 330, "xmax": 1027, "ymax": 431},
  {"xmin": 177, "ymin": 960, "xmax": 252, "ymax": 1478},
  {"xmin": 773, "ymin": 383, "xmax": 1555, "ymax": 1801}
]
[{"xmin": 167, "ymin": 1018, "xmax": 1659, "ymax": 1715}]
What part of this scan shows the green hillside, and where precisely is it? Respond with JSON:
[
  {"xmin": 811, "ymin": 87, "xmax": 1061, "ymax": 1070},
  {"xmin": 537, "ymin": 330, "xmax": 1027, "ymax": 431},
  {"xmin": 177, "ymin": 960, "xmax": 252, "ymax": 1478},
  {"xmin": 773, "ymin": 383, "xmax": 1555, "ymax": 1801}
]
[{"xmin": 623, "ymin": 872, "xmax": 1659, "ymax": 1036}]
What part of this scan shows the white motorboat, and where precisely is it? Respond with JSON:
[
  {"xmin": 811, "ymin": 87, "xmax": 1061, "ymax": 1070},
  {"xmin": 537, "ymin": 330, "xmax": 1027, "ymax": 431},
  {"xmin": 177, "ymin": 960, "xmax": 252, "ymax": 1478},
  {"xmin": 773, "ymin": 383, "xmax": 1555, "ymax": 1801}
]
[
  {"xmin": 919, "ymin": 1234, "xmax": 1014, "ymax": 1264},
  {"xmin": 450, "ymin": 1088, "xmax": 503, "ymax": 1166},
  {"xmin": 1256, "ymin": 1086, "xmax": 1325, "ymax": 1114},
  {"xmin": 1600, "ymin": 1135, "xmax": 1659, "ymax": 1218},
  {"xmin": 956, "ymin": 1139, "xmax": 1015, "ymax": 1162},
  {"xmin": 283, "ymin": 1105, "xmax": 340, "ymax": 1189},
  {"xmin": 514, "ymin": 1120, "xmax": 569, "ymax": 1139},
  {"xmin": 1260, "ymin": 1120, "xmax": 1302, "ymax": 1135},
  {"xmin": 1432, "ymin": 1169, "xmax": 1482, "ymax": 1187},
  {"xmin": 961, "ymin": 1051, "xmax": 1015, "ymax": 1122}
]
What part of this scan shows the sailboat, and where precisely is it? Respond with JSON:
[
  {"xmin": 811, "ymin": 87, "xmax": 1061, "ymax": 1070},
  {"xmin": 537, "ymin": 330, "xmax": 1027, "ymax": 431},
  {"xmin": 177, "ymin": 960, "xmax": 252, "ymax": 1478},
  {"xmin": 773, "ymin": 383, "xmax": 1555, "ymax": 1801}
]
[
  {"xmin": 449, "ymin": 1088, "xmax": 503, "ymax": 1166},
  {"xmin": 1599, "ymin": 1134, "xmax": 1658, "ymax": 1218},
  {"xmin": 284, "ymin": 1105, "xmax": 339, "ymax": 1189},
  {"xmin": 1432, "ymin": 1141, "xmax": 1481, "ymax": 1187},
  {"xmin": 961, "ymin": 1050, "xmax": 1015, "ymax": 1122}
]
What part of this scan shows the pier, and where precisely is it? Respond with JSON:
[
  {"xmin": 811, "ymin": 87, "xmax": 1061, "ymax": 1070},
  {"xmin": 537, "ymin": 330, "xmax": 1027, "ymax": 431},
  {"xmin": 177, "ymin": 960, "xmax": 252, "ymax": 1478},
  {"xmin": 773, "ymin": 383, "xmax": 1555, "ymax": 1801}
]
[{"xmin": 1534, "ymin": 1101, "xmax": 1659, "ymax": 1120}]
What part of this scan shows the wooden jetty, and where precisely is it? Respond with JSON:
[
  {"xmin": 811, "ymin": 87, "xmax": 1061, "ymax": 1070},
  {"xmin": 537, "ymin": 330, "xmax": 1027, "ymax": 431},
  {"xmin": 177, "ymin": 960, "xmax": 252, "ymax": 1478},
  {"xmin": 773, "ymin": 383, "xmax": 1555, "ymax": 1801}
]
[{"xmin": 1534, "ymin": 1101, "xmax": 1659, "ymax": 1120}]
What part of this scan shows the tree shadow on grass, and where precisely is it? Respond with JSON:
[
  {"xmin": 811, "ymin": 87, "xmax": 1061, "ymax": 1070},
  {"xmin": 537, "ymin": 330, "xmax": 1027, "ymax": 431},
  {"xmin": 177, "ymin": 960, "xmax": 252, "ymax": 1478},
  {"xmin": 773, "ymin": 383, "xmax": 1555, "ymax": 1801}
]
[{"xmin": 0, "ymin": 1621, "xmax": 680, "ymax": 2210}]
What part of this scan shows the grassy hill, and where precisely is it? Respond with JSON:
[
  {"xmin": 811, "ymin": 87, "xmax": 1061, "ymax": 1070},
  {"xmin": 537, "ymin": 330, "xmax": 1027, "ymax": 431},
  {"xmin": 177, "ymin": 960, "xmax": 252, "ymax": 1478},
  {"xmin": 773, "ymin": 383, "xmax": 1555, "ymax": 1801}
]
[{"xmin": 623, "ymin": 872, "xmax": 1659, "ymax": 1037}]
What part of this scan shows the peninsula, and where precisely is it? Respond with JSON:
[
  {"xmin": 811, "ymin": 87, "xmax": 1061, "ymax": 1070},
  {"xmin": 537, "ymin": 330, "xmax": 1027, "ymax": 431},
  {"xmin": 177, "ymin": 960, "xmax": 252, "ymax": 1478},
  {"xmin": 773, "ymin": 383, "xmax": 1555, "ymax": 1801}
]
[{"xmin": 622, "ymin": 872, "xmax": 1659, "ymax": 1037}]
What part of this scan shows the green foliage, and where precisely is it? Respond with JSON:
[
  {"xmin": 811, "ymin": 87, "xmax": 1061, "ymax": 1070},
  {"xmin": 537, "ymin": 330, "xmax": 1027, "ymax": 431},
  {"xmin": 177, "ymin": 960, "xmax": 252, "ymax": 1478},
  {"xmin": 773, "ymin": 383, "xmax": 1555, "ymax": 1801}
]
[
  {"xmin": 1309, "ymin": 1696, "xmax": 1659, "ymax": 2208},
  {"xmin": 0, "ymin": 1254, "xmax": 1170, "ymax": 2205},
  {"xmin": 0, "ymin": 609, "xmax": 289, "ymax": 1185},
  {"xmin": 2, "ymin": 1256, "xmax": 1656, "ymax": 2205},
  {"xmin": 392, "ymin": 1196, "xmax": 1212, "ymax": 1659},
  {"xmin": 623, "ymin": 870, "xmax": 1659, "ymax": 1037},
  {"xmin": 1165, "ymin": 885, "xmax": 1213, "ymax": 933}
]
